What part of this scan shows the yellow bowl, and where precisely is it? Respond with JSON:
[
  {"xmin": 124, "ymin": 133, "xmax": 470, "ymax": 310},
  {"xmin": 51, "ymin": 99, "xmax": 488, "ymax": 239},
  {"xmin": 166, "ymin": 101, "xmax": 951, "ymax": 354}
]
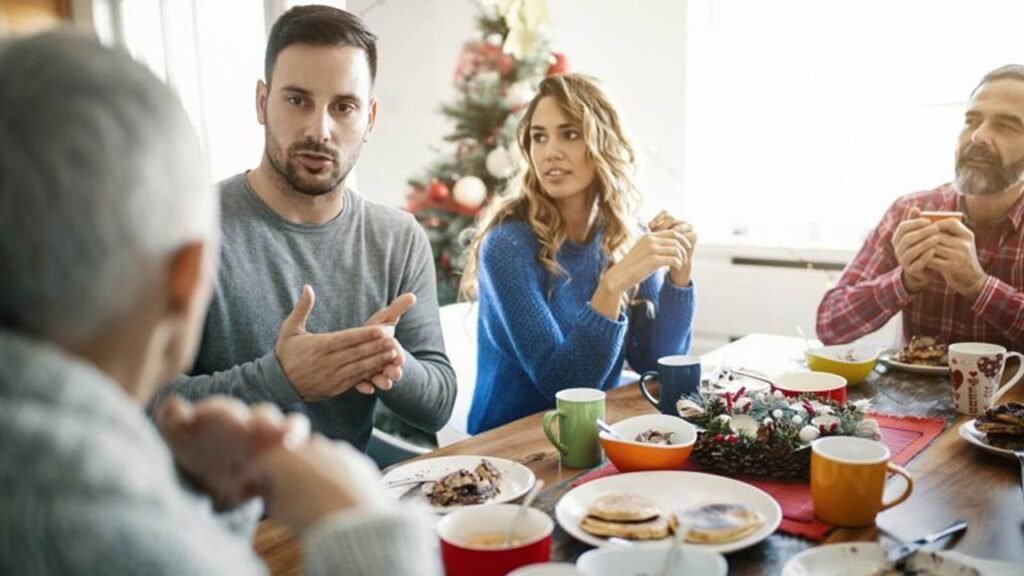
[
  {"xmin": 599, "ymin": 414, "xmax": 696, "ymax": 472},
  {"xmin": 805, "ymin": 344, "xmax": 878, "ymax": 385}
]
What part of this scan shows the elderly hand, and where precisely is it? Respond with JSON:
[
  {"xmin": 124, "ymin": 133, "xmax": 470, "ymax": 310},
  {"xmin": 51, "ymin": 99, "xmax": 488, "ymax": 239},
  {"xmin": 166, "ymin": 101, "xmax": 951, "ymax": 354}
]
[
  {"xmin": 354, "ymin": 293, "xmax": 417, "ymax": 395},
  {"xmin": 892, "ymin": 207, "xmax": 940, "ymax": 294},
  {"xmin": 275, "ymin": 285, "xmax": 405, "ymax": 402},
  {"xmin": 155, "ymin": 395, "xmax": 310, "ymax": 509},
  {"xmin": 242, "ymin": 434, "xmax": 395, "ymax": 535},
  {"xmin": 927, "ymin": 218, "xmax": 988, "ymax": 300},
  {"xmin": 649, "ymin": 210, "xmax": 697, "ymax": 287}
]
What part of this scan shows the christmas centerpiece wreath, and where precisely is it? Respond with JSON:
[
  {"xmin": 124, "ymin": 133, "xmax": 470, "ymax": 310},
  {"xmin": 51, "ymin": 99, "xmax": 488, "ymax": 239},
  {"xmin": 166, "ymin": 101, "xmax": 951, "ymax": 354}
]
[{"xmin": 676, "ymin": 387, "xmax": 881, "ymax": 481}]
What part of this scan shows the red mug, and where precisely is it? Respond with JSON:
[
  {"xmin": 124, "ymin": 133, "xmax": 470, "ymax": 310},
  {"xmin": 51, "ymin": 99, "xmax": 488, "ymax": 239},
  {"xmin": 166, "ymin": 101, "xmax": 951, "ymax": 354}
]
[
  {"xmin": 771, "ymin": 371, "xmax": 847, "ymax": 404},
  {"xmin": 438, "ymin": 504, "xmax": 553, "ymax": 576}
]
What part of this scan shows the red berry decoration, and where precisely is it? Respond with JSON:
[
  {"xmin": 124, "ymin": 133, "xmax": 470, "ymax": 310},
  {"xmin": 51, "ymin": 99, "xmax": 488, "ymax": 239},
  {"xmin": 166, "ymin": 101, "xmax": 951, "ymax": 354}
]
[{"xmin": 427, "ymin": 180, "xmax": 450, "ymax": 202}]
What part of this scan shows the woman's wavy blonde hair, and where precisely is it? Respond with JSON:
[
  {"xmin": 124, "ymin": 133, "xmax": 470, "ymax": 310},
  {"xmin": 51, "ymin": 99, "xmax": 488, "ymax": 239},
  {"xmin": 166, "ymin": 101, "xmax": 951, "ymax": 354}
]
[{"xmin": 460, "ymin": 74, "xmax": 641, "ymax": 302}]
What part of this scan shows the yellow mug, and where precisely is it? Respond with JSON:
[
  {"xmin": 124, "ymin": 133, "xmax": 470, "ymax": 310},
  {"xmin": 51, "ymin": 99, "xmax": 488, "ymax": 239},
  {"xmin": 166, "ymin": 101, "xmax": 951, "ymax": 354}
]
[{"xmin": 811, "ymin": 436, "xmax": 913, "ymax": 527}]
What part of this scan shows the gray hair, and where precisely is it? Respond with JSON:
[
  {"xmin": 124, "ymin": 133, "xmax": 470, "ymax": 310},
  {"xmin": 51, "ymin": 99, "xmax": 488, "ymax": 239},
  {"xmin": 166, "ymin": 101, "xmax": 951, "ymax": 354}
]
[
  {"xmin": 971, "ymin": 64, "xmax": 1024, "ymax": 97},
  {"xmin": 0, "ymin": 32, "xmax": 217, "ymax": 344}
]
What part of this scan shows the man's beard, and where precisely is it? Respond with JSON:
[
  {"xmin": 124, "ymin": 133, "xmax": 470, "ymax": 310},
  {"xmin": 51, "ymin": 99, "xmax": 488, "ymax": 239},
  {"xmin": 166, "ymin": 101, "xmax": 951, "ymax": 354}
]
[
  {"xmin": 954, "ymin": 143, "xmax": 1024, "ymax": 196},
  {"xmin": 265, "ymin": 127, "xmax": 360, "ymax": 197}
]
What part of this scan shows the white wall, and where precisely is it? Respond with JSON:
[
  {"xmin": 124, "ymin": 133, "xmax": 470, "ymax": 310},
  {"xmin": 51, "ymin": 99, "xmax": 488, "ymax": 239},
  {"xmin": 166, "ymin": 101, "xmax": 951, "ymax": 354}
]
[{"xmin": 349, "ymin": 0, "xmax": 686, "ymax": 221}]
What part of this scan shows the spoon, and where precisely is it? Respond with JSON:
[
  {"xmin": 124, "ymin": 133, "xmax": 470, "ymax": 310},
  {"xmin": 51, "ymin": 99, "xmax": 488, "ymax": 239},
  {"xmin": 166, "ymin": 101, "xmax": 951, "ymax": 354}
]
[
  {"xmin": 795, "ymin": 325, "xmax": 813, "ymax": 351},
  {"xmin": 659, "ymin": 517, "xmax": 692, "ymax": 576},
  {"xmin": 596, "ymin": 418, "xmax": 623, "ymax": 439},
  {"xmin": 503, "ymin": 479, "xmax": 545, "ymax": 547}
]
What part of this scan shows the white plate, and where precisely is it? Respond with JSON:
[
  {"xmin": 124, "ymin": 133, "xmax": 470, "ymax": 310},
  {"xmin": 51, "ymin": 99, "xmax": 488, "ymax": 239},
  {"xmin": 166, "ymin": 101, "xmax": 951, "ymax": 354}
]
[
  {"xmin": 555, "ymin": 471, "xmax": 782, "ymax": 554},
  {"xmin": 704, "ymin": 367, "xmax": 772, "ymax": 395},
  {"xmin": 782, "ymin": 542, "xmax": 985, "ymax": 576},
  {"xmin": 879, "ymin": 353, "xmax": 949, "ymax": 376},
  {"xmin": 958, "ymin": 419, "xmax": 1019, "ymax": 460},
  {"xmin": 380, "ymin": 455, "xmax": 536, "ymax": 513}
]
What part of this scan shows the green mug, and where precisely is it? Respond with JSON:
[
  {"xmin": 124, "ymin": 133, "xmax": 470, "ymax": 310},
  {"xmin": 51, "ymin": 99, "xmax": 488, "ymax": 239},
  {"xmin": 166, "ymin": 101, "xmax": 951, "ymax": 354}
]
[{"xmin": 542, "ymin": 388, "xmax": 606, "ymax": 469}]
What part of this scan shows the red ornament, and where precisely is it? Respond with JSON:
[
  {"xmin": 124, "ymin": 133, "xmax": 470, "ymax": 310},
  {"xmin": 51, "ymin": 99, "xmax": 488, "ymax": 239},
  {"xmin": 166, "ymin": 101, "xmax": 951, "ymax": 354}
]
[
  {"xmin": 547, "ymin": 52, "xmax": 569, "ymax": 76},
  {"xmin": 427, "ymin": 180, "xmax": 450, "ymax": 202}
]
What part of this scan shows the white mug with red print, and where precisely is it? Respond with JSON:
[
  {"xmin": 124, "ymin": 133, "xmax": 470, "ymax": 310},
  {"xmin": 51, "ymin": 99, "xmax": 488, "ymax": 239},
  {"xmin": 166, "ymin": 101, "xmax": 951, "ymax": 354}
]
[{"xmin": 948, "ymin": 342, "xmax": 1024, "ymax": 415}]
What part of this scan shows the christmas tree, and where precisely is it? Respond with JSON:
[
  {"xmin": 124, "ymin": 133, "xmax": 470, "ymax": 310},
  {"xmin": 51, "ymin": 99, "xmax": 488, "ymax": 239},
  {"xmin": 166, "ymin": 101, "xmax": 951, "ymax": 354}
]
[{"xmin": 405, "ymin": 0, "xmax": 568, "ymax": 305}]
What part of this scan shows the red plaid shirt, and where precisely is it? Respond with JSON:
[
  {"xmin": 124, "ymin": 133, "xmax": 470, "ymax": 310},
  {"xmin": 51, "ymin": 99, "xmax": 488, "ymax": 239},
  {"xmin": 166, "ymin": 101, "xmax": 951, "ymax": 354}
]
[{"xmin": 817, "ymin": 183, "xmax": 1024, "ymax": 349}]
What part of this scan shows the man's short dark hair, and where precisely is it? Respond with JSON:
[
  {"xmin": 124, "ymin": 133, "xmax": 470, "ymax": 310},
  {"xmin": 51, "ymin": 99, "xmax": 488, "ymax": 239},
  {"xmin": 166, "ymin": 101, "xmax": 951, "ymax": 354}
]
[
  {"xmin": 265, "ymin": 5, "xmax": 378, "ymax": 84},
  {"xmin": 971, "ymin": 64, "xmax": 1024, "ymax": 97}
]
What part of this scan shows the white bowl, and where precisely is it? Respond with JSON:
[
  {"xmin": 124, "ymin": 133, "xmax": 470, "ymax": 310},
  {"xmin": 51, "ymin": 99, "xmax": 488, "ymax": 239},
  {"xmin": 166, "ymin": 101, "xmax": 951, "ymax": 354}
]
[
  {"xmin": 782, "ymin": 543, "xmax": 983, "ymax": 576},
  {"xmin": 576, "ymin": 545, "xmax": 727, "ymax": 576},
  {"xmin": 508, "ymin": 563, "xmax": 584, "ymax": 576}
]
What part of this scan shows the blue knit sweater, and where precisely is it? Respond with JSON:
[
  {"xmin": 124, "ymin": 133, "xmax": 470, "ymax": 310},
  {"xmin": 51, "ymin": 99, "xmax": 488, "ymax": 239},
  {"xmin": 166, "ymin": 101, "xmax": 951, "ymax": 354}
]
[{"xmin": 467, "ymin": 221, "xmax": 695, "ymax": 433}]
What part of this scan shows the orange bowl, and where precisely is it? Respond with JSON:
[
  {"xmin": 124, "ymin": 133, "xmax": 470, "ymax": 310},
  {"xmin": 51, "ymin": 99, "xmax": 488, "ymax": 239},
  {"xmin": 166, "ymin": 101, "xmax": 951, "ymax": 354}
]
[{"xmin": 599, "ymin": 414, "xmax": 697, "ymax": 472}]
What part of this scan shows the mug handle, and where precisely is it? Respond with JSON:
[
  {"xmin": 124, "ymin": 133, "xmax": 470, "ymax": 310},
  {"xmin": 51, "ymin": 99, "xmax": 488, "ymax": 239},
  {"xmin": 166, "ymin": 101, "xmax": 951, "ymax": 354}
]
[
  {"xmin": 879, "ymin": 462, "xmax": 914, "ymax": 512},
  {"xmin": 992, "ymin": 351, "xmax": 1024, "ymax": 403},
  {"xmin": 542, "ymin": 409, "xmax": 568, "ymax": 456},
  {"xmin": 639, "ymin": 371, "xmax": 660, "ymax": 409}
]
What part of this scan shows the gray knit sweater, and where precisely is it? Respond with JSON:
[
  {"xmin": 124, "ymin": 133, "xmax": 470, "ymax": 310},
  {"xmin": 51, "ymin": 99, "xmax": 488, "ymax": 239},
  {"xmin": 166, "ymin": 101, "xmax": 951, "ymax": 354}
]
[
  {"xmin": 157, "ymin": 174, "xmax": 457, "ymax": 450},
  {"xmin": 0, "ymin": 330, "xmax": 439, "ymax": 575}
]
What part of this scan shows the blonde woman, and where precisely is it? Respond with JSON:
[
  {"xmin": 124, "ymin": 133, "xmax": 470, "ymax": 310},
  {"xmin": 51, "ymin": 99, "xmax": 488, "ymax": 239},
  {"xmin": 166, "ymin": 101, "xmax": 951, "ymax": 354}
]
[{"xmin": 462, "ymin": 74, "xmax": 697, "ymax": 433}]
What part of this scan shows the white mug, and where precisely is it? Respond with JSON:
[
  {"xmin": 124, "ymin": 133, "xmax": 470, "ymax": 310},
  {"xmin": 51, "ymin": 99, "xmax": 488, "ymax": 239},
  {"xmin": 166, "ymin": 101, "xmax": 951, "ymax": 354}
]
[{"xmin": 948, "ymin": 342, "xmax": 1024, "ymax": 415}]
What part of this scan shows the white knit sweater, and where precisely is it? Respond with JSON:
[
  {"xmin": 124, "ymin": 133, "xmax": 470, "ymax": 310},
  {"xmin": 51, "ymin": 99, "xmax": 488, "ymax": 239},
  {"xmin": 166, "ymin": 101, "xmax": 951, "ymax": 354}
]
[{"xmin": 0, "ymin": 330, "xmax": 439, "ymax": 575}]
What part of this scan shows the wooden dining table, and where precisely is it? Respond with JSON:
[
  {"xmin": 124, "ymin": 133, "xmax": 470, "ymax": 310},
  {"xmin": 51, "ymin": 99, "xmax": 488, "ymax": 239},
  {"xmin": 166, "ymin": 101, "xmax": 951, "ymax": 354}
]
[{"xmin": 253, "ymin": 333, "xmax": 1024, "ymax": 575}]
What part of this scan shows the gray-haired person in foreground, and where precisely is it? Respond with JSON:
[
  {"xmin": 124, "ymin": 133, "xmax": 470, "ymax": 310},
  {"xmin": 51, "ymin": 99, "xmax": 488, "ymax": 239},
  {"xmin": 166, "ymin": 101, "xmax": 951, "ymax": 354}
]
[{"xmin": 0, "ymin": 32, "xmax": 437, "ymax": 576}]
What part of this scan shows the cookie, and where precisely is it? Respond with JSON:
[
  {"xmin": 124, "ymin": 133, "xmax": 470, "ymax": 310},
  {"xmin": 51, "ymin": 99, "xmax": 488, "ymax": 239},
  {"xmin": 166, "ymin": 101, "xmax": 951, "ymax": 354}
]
[
  {"xmin": 579, "ymin": 515, "xmax": 672, "ymax": 540},
  {"xmin": 586, "ymin": 492, "xmax": 662, "ymax": 522},
  {"xmin": 679, "ymin": 503, "xmax": 764, "ymax": 544}
]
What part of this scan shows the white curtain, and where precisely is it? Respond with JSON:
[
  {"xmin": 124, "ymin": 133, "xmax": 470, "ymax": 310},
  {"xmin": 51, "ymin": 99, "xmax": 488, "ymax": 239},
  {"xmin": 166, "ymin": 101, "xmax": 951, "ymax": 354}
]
[{"xmin": 87, "ymin": 0, "xmax": 346, "ymax": 181}]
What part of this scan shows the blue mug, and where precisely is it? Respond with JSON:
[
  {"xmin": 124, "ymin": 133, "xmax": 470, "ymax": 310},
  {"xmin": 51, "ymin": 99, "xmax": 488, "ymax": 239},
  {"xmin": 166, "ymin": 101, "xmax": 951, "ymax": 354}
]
[{"xmin": 639, "ymin": 355, "xmax": 702, "ymax": 415}]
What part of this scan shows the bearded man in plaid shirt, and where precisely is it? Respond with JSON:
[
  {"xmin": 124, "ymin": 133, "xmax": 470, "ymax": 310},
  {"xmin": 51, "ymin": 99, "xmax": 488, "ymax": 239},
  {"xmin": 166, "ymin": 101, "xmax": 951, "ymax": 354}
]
[{"xmin": 818, "ymin": 65, "xmax": 1024, "ymax": 349}]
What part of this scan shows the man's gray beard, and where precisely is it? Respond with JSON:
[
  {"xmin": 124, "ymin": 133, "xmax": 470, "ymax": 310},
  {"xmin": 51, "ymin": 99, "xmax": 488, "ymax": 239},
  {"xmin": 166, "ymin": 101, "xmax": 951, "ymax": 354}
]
[
  {"xmin": 955, "ymin": 160, "xmax": 1024, "ymax": 196},
  {"xmin": 954, "ymin": 168, "xmax": 1003, "ymax": 196}
]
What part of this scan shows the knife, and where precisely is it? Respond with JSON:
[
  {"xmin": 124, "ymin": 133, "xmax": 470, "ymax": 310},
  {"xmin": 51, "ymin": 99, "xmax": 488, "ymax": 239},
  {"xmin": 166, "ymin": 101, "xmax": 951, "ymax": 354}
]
[{"xmin": 886, "ymin": 520, "xmax": 968, "ymax": 569}]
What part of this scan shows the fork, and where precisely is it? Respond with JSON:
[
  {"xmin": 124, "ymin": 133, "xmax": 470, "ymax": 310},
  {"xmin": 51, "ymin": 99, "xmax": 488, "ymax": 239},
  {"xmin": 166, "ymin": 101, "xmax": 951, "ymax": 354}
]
[{"xmin": 1015, "ymin": 449, "xmax": 1024, "ymax": 504}]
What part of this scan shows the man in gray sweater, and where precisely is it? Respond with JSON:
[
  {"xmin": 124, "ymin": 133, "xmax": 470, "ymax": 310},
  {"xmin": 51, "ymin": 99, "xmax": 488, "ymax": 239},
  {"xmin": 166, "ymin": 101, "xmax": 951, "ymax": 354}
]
[
  {"xmin": 0, "ymin": 31, "xmax": 437, "ymax": 575},
  {"xmin": 154, "ymin": 5, "xmax": 456, "ymax": 450}
]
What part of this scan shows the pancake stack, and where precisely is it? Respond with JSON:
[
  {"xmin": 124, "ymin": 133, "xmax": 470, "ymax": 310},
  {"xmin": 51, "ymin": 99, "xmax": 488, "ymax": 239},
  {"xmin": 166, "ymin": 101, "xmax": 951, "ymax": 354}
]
[
  {"xmin": 678, "ymin": 503, "xmax": 765, "ymax": 544},
  {"xmin": 976, "ymin": 402, "xmax": 1024, "ymax": 451},
  {"xmin": 579, "ymin": 493, "xmax": 674, "ymax": 540}
]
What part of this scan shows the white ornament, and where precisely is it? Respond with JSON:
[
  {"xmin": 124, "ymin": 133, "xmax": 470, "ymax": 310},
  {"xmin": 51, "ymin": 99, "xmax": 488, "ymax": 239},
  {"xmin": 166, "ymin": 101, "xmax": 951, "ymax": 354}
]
[
  {"xmin": 799, "ymin": 425, "xmax": 821, "ymax": 444},
  {"xmin": 771, "ymin": 409, "xmax": 784, "ymax": 419},
  {"xmin": 772, "ymin": 390, "xmax": 785, "ymax": 399},
  {"xmin": 453, "ymin": 175, "xmax": 488, "ymax": 209},
  {"xmin": 729, "ymin": 414, "xmax": 759, "ymax": 438},
  {"xmin": 504, "ymin": 81, "xmax": 535, "ymax": 109},
  {"xmin": 485, "ymin": 146, "xmax": 517, "ymax": 179},
  {"xmin": 716, "ymin": 414, "xmax": 732, "ymax": 424},
  {"xmin": 733, "ymin": 397, "xmax": 753, "ymax": 413},
  {"xmin": 811, "ymin": 415, "xmax": 840, "ymax": 431},
  {"xmin": 485, "ymin": 33, "xmax": 504, "ymax": 46},
  {"xmin": 762, "ymin": 417, "xmax": 774, "ymax": 427},
  {"xmin": 791, "ymin": 414, "xmax": 804, "ymax": 425}
]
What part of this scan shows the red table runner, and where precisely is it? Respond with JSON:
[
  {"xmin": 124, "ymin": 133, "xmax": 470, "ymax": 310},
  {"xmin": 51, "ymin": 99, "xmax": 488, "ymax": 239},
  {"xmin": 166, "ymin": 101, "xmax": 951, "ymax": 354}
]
[{"xmin": 570, "ymin": 412, "xmax": 946, "ymax": 541}]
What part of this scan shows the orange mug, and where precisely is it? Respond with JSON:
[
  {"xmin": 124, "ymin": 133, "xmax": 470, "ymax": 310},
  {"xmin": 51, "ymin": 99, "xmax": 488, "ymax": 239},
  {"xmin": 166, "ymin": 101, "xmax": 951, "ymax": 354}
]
[{"xmin": 811, "ymin": 436, "xmax": 913, "ymax": 527}]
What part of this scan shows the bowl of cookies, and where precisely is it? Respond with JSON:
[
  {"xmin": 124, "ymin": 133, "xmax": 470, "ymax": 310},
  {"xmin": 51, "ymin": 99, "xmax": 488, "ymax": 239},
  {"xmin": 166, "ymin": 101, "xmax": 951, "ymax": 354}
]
[
  {"xmin": 598, "ymin": 414, "xmax": 697, "ymax": 472},
  {"xmin": 804, "ymin": 344, "xmax": 878, "ymax": 385}
]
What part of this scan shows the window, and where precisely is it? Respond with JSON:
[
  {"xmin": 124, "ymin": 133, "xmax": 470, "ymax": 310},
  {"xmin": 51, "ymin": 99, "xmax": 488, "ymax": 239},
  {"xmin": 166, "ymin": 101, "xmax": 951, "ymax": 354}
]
[
  {"xmin": 683, "ymin": 0, "xmax": 1024, "ymax": 249},
  {"xmin": 93, "ymin": 0, "xmax": 345, "ymax": 181}
]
